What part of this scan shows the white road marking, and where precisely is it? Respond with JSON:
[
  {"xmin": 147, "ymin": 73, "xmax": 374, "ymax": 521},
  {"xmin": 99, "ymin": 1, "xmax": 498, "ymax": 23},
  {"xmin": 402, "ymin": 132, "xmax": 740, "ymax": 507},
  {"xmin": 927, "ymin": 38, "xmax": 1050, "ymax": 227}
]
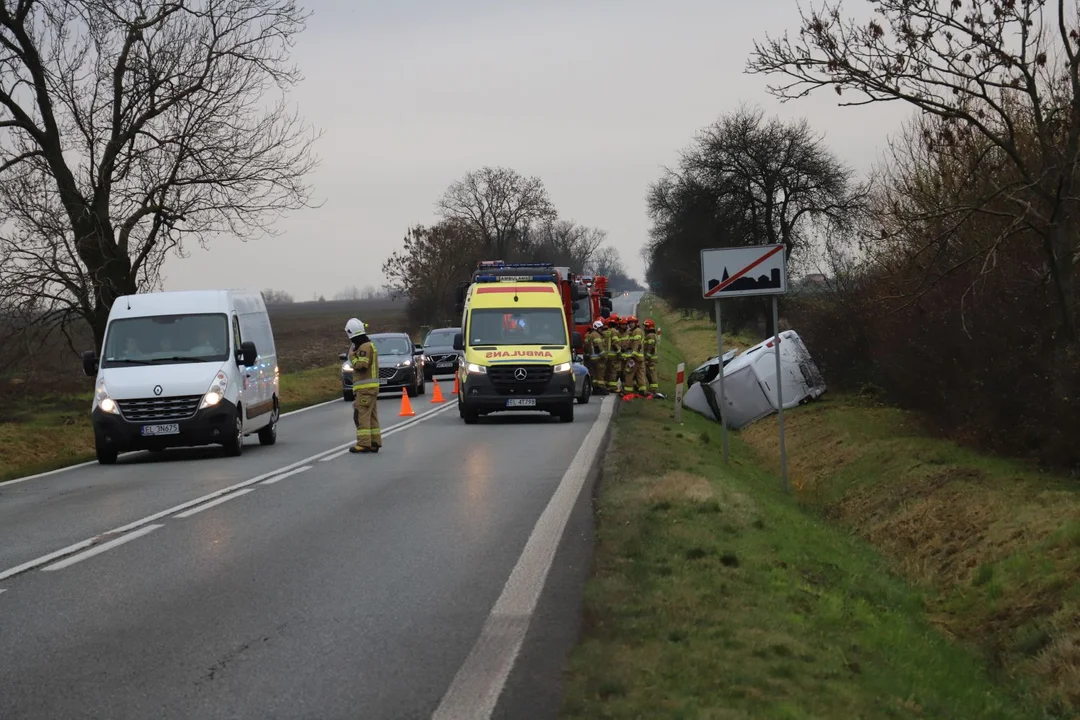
[
  {"xmin": 174, "ymin": 489, "xmax": 255, "ymax": 518},
  {"xmin": 41, "ymin": 525, "xmax": 163, "ymax": 572},
  {"xmin": 0, "ymin": 589, "xmax": 6, "ymax": 595},
  {"xmin": 0, "ymin": 401, "xmax": 452, "ymax": 581},
  {"xmin": 259, "ymin": 465, "xmax": 312, "ymax": 485},
  {"xmin": 431, "ymin": 394, "xmax": 616, "ymax": 720}
]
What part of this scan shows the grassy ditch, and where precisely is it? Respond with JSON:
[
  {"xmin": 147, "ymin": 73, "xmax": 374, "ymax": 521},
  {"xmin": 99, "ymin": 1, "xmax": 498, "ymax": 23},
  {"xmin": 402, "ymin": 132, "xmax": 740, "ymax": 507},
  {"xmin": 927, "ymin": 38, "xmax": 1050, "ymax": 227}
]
[
  {"xmin": 655, "ymin": 294, "xmax": 1080, "ymax": 713},
  {"xmin": 0, "ymin": 364, "xmax": 344, "ymax": 483},
  {"xmin": 561, "ymin": 296, "xmax": 1049, "ymax": 719}
]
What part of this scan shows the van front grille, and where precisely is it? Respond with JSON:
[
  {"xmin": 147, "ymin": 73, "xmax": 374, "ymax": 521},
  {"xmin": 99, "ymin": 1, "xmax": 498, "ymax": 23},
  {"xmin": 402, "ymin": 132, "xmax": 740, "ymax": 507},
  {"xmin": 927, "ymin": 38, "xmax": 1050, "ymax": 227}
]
[
  {"xmin": 117, "ymin": 395, "xmax": 202, "ymax": 422},
  {"xmin": 487, "ymin": 364, "xmax": 553, "ymax": 395}
]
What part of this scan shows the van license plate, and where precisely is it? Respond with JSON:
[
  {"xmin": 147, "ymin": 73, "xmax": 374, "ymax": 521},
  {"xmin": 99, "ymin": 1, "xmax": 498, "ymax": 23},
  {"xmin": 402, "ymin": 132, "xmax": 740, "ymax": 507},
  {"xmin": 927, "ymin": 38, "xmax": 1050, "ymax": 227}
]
[
  {"xmin": 141, "ymin": 423, "xmax": 179, "ymax": 436},
  {"xmin": 506, "ymin": 398, "xmax": 536, "ymax": 408}
]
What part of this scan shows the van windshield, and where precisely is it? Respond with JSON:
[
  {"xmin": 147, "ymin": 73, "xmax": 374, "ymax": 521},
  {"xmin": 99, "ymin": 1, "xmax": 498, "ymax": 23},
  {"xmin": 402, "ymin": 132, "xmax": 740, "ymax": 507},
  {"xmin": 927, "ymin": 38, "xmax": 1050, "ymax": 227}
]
[
  {"xmin": 468, "ymin": 308, "xmax": 567, "ymax": 346},
  {"xmin": 101, "ymin": 313, "xmax": 230, "ymax": 367}
]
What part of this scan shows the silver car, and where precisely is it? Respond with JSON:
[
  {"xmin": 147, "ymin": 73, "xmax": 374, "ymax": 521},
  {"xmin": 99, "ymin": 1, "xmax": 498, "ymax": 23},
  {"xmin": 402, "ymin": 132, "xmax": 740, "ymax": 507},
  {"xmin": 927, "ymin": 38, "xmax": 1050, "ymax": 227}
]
[{"xmin": 571, "ymin": 354, "xmax": 593, "ymax": 404}]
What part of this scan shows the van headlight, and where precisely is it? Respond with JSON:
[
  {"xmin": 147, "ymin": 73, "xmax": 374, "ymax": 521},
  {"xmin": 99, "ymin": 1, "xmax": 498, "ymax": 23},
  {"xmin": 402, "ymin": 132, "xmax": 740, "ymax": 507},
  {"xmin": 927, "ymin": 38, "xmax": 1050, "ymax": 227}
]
[
  {"xmin": 553, "ymin": 362, "xmax": 572, "ymax": 373},
  {"xmin": 199, "ymin": 371, "xmax": 229, "ymax": 409},
  {"xmin": 94, "ymin": 378, "xmax": 119, "ymax": 414},
  {"xmin": 466, "ymin": 363, "xmax": 487, "ymax": 374}
]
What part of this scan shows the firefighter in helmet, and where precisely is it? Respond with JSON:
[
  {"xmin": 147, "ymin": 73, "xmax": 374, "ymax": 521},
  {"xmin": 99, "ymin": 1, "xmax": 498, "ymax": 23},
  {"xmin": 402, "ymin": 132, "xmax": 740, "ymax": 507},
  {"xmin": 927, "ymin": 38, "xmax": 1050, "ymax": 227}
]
[
  {"xmin": 345, "ymin": 318, "xmax": 381, "ymax": 453},
  {"xmin": 584, "ymin": 319, "xmax": 607, "ymax": 395},
  {"xmin": 616, "ymin": 315, "xmax": 633, "ymax": 394},
  {"xmin": 605, "ymin": 314, "xmax": 622, "ymax": 392},
  {"xmin": 642, "ymin": 318, "xmax": 659, "ymax": 396},
  {"xmin": 622, "ymin": 315, "xmax": 642, "ymax": 394}
]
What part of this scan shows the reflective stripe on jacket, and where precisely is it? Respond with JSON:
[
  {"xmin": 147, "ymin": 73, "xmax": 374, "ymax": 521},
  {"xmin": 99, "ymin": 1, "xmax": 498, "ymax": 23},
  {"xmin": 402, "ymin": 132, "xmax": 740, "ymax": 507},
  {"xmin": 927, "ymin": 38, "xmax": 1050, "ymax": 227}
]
[{"xmin": 350, "ymin": 341, "xmax": 380, "ymax": 391}]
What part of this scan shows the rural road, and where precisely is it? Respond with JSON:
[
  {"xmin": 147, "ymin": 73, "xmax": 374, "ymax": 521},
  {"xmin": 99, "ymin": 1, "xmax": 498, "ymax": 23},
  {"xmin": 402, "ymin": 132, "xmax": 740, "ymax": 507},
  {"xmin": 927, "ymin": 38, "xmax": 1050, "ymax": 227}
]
[{"xmin": 0, "ymin": 287, "xmax": 641, "ymax": 720}]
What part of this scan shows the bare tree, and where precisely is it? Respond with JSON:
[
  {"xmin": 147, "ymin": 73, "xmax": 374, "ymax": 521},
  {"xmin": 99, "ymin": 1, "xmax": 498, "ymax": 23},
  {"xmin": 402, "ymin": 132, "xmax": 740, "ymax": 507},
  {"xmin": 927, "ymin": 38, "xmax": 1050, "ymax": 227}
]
[
  {"xmin": 436, "ymin": 166, "xmax": 557, "ymax": 258},
  {"xmin": 261, "ymin": 289, "xmax": 294, "ymax": 305},
  {"xmin": 515, "ymin": 219, "xmax": 606, "ymax": 270},
  {"xmin": 747, "ymin": 0, "xmax": 1080, "ymax": 343},
  {"xmin": 333, "ymin": 286, "xmax": 361, "ymax": 301},
  {"xmin": 589, "ymin": 246, "xmax": 625, "ymax": 277},
  {"xmin": 383, "ymin": 219, "xmax": 483, "ymax": 327},
  {"xmin": 0, "ymin": 0, "xmax": 320, "ymax": 351}
]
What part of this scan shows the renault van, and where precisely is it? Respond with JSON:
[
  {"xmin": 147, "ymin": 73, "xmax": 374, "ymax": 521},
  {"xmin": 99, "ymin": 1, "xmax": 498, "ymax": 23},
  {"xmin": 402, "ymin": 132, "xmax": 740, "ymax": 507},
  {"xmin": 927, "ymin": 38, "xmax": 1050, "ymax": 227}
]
[
  {"xmin": 81, "ymin": 290, "xmax": 280, "ymax": 464},
  {"xmin": 451, "ymin": 264, "xmax": 583, "ymax": 424}
]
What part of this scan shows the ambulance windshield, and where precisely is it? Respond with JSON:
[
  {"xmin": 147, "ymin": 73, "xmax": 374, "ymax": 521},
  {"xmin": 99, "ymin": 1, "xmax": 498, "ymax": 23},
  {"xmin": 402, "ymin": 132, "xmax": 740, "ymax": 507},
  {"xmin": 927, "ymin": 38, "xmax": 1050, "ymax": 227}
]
[{"xmin": 469, "ymin": 308, "xmax": 566, "ymax": 346}]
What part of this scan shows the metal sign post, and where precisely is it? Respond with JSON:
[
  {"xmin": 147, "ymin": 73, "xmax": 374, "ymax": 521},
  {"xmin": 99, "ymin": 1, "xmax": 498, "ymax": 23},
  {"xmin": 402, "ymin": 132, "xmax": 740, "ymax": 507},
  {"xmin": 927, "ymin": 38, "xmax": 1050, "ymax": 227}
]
[
  {"xmin": 772, "ymin": 296, "xmax": 788, "ymax": 492},
  {"xmin": 674, "ymin": 362, "xmax": 685, "ymax": 423},
  {"xmin": 714, "ymin": 299, "xmax": 729, "ymax": 463},
  {"xmin": 700, "ymin": 244, "xmax": 789, "ymax": 492}
]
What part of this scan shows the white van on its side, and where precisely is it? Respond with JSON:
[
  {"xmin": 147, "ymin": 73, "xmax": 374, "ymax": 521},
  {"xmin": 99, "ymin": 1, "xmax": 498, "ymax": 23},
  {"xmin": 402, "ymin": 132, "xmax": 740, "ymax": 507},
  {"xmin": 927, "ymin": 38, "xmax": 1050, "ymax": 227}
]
[{"xmin": 81, "ymin": 289, "xmax": 281, "ymax": 464}]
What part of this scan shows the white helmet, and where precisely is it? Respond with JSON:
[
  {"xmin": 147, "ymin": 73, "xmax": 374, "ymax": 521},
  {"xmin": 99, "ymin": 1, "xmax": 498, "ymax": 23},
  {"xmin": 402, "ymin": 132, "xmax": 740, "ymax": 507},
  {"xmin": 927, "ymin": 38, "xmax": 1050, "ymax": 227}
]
[
  {"xmin": 592, "ymin": 320, "xmax": 604, "ymax": 330},
  {"xmin": 345, "ymin": 318, "xmax": 366, "ymax": 340}
]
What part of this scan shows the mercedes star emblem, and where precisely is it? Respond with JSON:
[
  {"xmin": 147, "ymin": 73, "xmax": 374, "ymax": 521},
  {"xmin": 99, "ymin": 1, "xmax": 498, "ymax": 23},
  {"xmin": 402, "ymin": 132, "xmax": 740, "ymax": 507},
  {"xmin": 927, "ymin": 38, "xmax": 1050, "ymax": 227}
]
[
  {"xmin": 514, "ymin": 368, "xmax": 528, "ymax": 380},
  {"xmin": 153, "ymin": 385, "xmax": 163, "ymax": 396}
]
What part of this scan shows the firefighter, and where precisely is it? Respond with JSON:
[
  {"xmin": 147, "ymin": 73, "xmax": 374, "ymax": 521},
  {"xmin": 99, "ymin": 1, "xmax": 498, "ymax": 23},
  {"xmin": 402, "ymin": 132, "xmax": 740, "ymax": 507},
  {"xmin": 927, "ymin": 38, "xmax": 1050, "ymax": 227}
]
[
  {"xmin": 617, "ymin": 315, "xmax": 634, "ymax": 394},
  {"xmin": 630, "ymin": 316, "xmax": 648, "ymax": 394},
  {"xmin": 584, "ymin": 319, "xmax": 607, "ymax": 395},
  {"xmin": 345, "ymin": 318, "xmax": 381, "ymax": 454},
  {"xmin": 622, "ymin": 315, "xmax": 642, "ymax": 394},
  {"xmin": 605, "ymin": 314, "xmax": 622, "ymax": 392},
  {"xmin": 642, "ymin": 318, "xmax": 659, "ymax": 396}
]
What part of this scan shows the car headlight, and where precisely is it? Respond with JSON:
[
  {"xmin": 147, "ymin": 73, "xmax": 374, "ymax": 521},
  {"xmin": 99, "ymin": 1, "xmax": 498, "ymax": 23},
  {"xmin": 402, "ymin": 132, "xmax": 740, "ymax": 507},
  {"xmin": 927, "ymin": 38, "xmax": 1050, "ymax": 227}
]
[
  {"xmin": 342, "ymin": 361, "xmax": 352, "ymax": 372},
  {"xmin": 199, "ymin": 371, "xmax": 229, "ymax": 409},
  {"xmin": 94, "ymin": 378, "xmax": 119, "ymax": 415},
  {"xmin": 553, "ymin": 362, "xmax": 572, "ymax": 373},
  {"xmin": 466, "ymin": 363, "xmax": 486, "ymax": 374},
  {"xmin": 399, "ymin": 359, "xmax": 412, "ymax": 367}
]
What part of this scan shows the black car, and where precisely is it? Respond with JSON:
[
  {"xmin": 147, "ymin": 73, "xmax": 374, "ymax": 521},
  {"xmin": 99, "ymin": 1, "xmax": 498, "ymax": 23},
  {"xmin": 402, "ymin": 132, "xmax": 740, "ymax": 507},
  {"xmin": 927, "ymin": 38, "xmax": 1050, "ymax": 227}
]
[
  {"xmin": 340, "ymin": 332, "xmax": 426, "ymax": 401},
  {"xmin": 420, "ymin": 326, "xmax": 462, "ymax": 380}
]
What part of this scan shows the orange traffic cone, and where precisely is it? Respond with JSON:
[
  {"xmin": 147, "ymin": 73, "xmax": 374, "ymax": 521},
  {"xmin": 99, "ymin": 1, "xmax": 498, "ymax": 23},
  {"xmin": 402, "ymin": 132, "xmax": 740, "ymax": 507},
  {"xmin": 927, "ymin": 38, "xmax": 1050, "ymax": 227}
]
[
  {"xmin": 452, "ymin": 373, "xmax": 459, "ymax": 395},
  {"xmin": 430, "ymin": 378, "xmax": 445, "ymax": 403},
  {"xmin": 398, "ymin": 387, "xmax": 415, "ymax": 416}
]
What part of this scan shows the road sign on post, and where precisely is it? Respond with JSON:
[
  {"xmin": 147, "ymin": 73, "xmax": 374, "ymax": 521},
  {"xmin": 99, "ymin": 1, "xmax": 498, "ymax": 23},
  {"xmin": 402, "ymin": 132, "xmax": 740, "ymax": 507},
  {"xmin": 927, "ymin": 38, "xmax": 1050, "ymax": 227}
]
[{"xmin": 700, "ymin": 244, "xmax": 789, "ymax": 491}]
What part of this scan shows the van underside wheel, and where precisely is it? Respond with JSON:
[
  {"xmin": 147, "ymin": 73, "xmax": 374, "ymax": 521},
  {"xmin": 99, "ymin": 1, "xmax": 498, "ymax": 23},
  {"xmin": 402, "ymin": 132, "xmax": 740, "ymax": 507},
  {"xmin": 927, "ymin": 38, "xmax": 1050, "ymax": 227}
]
[
  {"xmin": 223, "ymin": 407, "xmax": 244, "ymax": 457},
  {"xmin": 258, "ymin": 398, "xmax": 279, "ymax": 446}
]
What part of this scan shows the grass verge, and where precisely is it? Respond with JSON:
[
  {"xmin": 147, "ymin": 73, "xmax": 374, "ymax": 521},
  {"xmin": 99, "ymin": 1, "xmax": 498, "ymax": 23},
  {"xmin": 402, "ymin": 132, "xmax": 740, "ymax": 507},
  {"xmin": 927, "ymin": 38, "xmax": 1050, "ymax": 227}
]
[
  {"xmin": 561, "ymin": 295, "xmax": 1049, "ymax": 719},
  {"xmin": 0, "ymin": 364, "xmax": 344, "ymax": 484}
]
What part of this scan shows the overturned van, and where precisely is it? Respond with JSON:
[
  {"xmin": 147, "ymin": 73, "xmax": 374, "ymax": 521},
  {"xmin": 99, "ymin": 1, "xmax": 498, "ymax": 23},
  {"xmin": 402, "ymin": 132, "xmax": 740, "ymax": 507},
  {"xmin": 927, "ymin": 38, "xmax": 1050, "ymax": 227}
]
[{"xmin": 683, "ymin": 330, "xmax": 826, "ymax": 429}]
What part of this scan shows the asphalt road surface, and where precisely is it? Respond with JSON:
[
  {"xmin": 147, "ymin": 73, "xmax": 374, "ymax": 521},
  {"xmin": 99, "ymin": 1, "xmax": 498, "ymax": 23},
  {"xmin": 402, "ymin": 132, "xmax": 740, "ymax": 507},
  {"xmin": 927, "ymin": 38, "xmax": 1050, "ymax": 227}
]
[
  {"xmin": 0, "ymin": 363, "xmax": 620, "ymax": 720},
  {"xmin": 610, "ymin": 290, "xmax": 642, "ymax": 318}
]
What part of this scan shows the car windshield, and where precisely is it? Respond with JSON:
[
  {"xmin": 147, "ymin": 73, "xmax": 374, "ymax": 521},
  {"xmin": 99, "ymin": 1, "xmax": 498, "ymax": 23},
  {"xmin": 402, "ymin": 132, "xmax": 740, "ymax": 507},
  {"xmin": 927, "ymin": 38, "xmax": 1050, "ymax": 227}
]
[
  {"xmin": 424, "ymin": 329, "xmax": 458, "ymax": 347},
  {"xmin": 372, "ymin": 336, "xmax": 411, "ymax": 356},
  {"xmin": 101, "ymin": 313, "xmax": 230, "ymax": 367},
  {"xmin": 468, "ymin": 308, "xmax": 567, "ymax": 346}
]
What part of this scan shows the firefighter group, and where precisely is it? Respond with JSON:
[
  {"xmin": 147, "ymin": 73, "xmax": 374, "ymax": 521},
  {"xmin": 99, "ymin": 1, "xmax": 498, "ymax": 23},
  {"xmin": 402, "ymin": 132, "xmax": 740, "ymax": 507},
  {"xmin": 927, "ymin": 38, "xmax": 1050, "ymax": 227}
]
[{"xmin": 583, "ymin": 314, "xmax": 660, "ymax": 398}]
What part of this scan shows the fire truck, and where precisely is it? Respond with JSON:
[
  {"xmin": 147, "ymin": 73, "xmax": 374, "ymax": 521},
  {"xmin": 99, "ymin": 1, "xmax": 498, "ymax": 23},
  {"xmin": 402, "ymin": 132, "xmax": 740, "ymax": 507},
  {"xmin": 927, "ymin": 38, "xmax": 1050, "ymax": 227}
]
[{"xmin": 576, "ymin": 274, "xmax": 614, "ymax": 338}]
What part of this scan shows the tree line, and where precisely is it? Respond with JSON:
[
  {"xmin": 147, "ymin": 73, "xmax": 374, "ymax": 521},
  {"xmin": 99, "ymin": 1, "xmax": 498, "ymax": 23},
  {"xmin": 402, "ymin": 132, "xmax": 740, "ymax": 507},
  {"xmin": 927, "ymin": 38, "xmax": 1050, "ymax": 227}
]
[
  {"xmin": 382, "ymin": 165, "xmax": 641, "ymax": 329},
  {"xmin": 648, "ymin": 0, "xmax": 1079, "ymax": 471}
]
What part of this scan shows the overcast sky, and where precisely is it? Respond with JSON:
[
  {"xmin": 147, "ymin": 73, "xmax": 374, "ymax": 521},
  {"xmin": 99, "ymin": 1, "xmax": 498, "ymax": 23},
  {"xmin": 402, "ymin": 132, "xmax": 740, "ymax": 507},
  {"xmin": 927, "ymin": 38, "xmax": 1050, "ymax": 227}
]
[{"xmin": 161, "ymin": 0, "xmax": 906, "ymax": 301}]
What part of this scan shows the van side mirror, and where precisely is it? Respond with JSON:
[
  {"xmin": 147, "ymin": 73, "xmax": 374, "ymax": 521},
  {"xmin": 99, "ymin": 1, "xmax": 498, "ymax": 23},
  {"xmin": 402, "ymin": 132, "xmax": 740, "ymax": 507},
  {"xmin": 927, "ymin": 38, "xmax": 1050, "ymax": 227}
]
[
  {"xmin": 239, "ymin": 341, "xmax": 257, "ymax": 366},
  {"xmin": 571, "ymin": 331, "xmax": 583, "ymax": 350},
  {"xmin": 82, "ymin": 350, "xmax": 98, "ymax": 377},
  {"xmin": 453, "ymin": 332, "xmax": 463, "ymax": 351},
  {"xmin": 338, "ymin": 352, "xmax": 348, "ymax": 361}
]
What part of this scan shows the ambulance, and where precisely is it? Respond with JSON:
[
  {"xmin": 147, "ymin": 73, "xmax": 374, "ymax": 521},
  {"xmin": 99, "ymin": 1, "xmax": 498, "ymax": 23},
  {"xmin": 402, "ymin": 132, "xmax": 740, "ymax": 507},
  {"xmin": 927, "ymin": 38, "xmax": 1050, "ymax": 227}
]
[{"xmin": 451, "ymin": 263, "xmax": 584, "ymax": 424}]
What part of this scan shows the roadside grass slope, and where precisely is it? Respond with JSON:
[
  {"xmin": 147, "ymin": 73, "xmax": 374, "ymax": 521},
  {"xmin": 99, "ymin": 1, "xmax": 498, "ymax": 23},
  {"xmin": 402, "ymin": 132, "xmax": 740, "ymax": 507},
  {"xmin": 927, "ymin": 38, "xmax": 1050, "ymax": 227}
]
[{"xmin": 561, "ymin": 295, "xmax": 1052, "ymax": 719}]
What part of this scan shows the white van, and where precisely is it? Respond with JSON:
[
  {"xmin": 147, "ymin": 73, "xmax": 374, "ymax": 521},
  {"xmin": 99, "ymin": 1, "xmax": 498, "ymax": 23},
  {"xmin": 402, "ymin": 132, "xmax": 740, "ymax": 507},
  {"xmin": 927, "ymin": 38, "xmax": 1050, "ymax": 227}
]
[{"xmin": 81, "ymin": 290, "xmax": 280, "ymax": 464}]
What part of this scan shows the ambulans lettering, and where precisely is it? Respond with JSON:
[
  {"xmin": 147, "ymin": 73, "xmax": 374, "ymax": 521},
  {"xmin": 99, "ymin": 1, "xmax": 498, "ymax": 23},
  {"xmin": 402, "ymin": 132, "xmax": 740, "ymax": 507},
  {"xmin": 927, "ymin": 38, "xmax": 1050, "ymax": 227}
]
[{"xmin": 484, "ymin": 350, "xmax": 554, "ymax": 359}]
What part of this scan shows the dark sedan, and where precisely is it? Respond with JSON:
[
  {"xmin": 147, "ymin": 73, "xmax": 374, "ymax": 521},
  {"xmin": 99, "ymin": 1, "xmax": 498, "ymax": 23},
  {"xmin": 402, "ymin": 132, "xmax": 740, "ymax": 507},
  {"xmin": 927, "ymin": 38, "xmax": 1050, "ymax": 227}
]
[
  {"xmin": 420, "ymin": 326, "xmax": 462, "ymax": 380},
  {"xmin": 340, "ymin": 332, "xmax": 426, "ymax": 401}
]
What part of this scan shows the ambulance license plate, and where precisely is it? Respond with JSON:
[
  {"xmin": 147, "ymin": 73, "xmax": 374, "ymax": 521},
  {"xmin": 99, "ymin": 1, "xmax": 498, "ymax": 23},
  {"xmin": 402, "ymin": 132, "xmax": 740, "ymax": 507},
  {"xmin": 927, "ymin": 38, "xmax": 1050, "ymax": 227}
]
[
  {"xmin": 141, "ymin": 423, "xmax": 179, "ymax": 436},
  {"xmin": 506, "ymin": 398, "xmax": 536, "ymax": 408}
]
